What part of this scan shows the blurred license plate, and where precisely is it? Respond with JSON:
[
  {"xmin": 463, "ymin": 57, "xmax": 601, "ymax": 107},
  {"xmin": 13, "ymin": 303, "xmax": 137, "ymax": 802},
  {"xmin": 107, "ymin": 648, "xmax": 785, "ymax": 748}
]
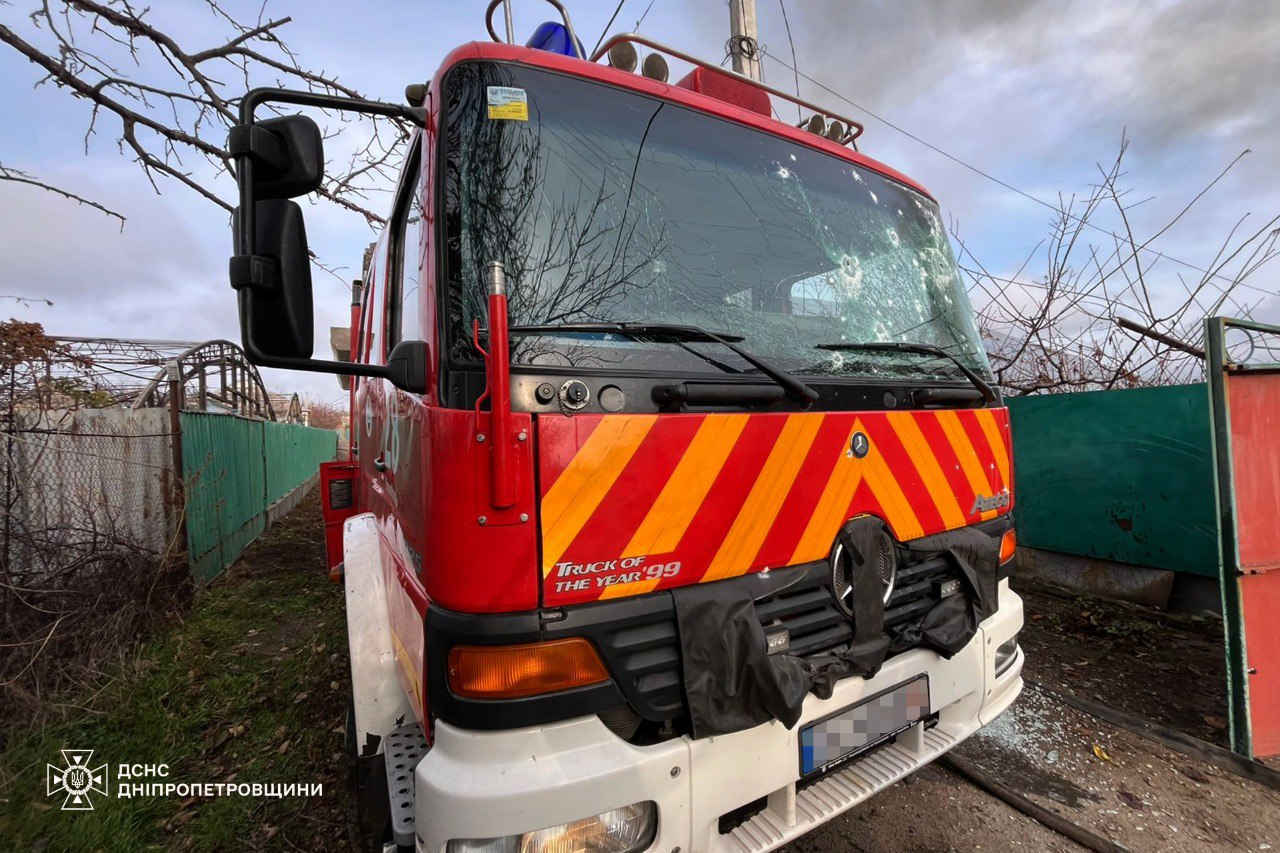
[{"xmin": 800, "ymin": 676, "xmax": 930, "ymax": 776}]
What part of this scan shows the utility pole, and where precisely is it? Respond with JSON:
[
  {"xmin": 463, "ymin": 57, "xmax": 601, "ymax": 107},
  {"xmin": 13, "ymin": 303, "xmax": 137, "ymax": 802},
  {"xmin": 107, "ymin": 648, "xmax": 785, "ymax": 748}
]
[{"xmin": 728, "ymin": 0, "xmax": 762, "ymax": 81}]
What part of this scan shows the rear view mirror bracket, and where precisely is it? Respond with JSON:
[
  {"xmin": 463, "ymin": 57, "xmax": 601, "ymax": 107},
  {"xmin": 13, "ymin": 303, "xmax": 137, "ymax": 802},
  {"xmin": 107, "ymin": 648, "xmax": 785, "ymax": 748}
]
[
  {"xmin": 386, "ymin": 340, "xmax": 429, "ymax": 394},
  {"xmin": 228, "ymin": 254, "xmax": 279, "ymax": 293},
  {"xmin": 227, "ymin": 123, "xmax": 288, "ymax": 173}
]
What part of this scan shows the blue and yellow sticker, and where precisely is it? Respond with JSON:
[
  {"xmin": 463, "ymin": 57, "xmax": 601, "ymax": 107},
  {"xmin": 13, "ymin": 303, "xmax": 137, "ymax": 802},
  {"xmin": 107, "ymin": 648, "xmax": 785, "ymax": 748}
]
[{"xmin": 486, "ymin": 86, "xmax": 529, "ymax": 121}]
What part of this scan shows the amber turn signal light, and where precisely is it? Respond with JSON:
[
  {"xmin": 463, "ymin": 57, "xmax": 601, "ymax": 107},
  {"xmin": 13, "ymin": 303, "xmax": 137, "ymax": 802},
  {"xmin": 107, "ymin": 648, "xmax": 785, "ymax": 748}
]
[
  {"xmin": 999, "ymin": 529, "xmax": 1017, "ymax": 564},
  {"xmin": 447, "ymin": 638, "xmax": 609, "ymax": 699}
]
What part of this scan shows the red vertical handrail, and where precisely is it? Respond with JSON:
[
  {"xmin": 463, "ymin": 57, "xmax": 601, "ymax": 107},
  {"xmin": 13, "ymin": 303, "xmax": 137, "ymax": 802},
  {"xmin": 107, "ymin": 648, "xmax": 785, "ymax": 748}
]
[{"xmin": 485, "ymin": 262, "xmax": 516, "ymax": 508}]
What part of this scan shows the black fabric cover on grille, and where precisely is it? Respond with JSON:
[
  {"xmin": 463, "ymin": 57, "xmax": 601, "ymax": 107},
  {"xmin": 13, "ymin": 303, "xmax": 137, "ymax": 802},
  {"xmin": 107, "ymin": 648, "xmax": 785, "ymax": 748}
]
[
  {"xmin": 889, "ymin": 525, "xmax": 999, "ymax": 657},
  {"xmin": 671, "ymin": 517, "xmax": 1000, "ymax": 737},
  {"xmin": 671, "ymin": 579, "xmax": 810, "ymax": 738},
  {"xmin": 805, "ymin": 517, "xmax": 899, "ymax": 698}
]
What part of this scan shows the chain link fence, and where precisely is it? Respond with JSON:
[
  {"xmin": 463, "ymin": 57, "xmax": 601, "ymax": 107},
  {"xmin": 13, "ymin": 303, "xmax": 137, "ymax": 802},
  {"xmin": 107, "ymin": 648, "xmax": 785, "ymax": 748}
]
[{"xmin": 1, "ymin": 409, "xmax": 190, "ymax": 736}]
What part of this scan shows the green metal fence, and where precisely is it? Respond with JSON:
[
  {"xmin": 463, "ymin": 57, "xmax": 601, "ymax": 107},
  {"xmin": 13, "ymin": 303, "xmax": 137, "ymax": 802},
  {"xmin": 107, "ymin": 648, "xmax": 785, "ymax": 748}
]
[
  {"xmin": 181, "ymin": 413, "xmax": 337, "ymax": 581},
  {"xmin": 1007, "ymin": 384, "xmax": 1220, "ymax": 577}
]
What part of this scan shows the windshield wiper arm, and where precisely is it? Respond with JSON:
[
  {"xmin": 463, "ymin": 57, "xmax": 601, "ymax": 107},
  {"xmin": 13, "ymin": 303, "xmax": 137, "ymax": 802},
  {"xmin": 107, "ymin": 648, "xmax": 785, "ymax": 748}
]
[
  {"xmin": 512, "ymin": 322, "xmax": 819, "ymax": 405},
  {"xmin": 508, "ymin": 322, "xmax": 744, "ymax": 376},
  {"xmin": 814, "ymin": 341, "xmax": 997, "ymax": 404}
]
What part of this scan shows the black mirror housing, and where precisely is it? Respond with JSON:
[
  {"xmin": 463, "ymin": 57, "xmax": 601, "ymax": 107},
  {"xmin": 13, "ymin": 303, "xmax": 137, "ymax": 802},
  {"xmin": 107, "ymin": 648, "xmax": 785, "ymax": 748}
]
[
  {"xmin": 235, "ymin": 199, "xmax": 314, "ymax": 360},
  {"xmin": 386, "ymin": 340, "xmax": 428, "ymax": 394},
  {"xmin": 229, "ymin": 114, "xmax": 324, "ymax": 200}
]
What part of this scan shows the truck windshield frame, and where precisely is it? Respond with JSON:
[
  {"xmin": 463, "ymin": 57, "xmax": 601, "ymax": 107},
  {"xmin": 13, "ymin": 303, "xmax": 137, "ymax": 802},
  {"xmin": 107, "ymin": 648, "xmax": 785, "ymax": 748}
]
[{"xmin": 440, "ymin": 60, "xmax": 992, "ymax": 385}]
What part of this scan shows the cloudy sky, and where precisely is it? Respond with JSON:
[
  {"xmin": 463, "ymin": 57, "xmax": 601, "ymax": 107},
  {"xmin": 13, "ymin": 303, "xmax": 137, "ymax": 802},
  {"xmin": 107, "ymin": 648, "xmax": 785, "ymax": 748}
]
[{"xmin": 1, "ymin": 0, "xmax": 1276, "ymax": 401}]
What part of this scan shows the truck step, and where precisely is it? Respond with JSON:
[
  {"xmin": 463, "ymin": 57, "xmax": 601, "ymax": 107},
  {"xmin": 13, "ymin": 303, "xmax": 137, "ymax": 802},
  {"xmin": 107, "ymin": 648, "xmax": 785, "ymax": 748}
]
[{"xmin": 384, "ymin": 721, "xmax": 430, "ymax": 849}]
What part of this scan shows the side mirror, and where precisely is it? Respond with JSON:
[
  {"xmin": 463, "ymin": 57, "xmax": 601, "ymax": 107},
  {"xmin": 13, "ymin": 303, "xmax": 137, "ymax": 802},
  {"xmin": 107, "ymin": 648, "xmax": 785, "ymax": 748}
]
[
  {"xmin": 229, "ymin": 88, "xmax": 426, "ymax": 388},
  {"xmin": 387, "ymin": 340, "xmax": 429, "ymax": 394},
  {"xmin": 236, "ymin": 199, "xmax": 313, "ymax": 359},
  {"xmin": 229, "ymin": 114, "xmax": 324, "ymax": 199}
]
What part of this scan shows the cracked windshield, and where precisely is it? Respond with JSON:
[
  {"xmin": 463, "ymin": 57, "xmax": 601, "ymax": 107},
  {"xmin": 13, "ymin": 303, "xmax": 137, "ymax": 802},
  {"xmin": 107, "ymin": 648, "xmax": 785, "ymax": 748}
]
[{"xmin": 444, "ymin": 62, "xmax": 990, "ymax": 382}]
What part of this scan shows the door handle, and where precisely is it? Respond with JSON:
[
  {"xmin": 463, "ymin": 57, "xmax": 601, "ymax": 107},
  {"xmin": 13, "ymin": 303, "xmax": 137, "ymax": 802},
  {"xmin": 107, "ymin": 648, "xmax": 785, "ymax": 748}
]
[{"xmin": 373, "ymin": 456, "xmax": 388, "ymax": 473}]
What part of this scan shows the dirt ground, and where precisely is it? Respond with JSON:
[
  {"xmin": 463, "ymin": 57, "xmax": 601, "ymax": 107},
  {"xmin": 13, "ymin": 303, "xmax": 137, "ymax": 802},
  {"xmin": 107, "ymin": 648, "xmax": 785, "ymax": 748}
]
[
  {"xmin": 957, "ymin": 684, "xmax": 1280, "ymax": 851},
  {"xmin": 1015, "ymin": 574, "xmax": 1230, "ymax": 747}
]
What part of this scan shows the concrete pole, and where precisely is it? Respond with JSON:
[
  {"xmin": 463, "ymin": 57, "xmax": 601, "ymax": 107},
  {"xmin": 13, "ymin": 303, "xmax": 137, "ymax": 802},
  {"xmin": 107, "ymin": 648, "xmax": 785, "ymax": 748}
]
[{"xmin": 728, "ymin": 0, "xmax": 762, "ymax": 81}]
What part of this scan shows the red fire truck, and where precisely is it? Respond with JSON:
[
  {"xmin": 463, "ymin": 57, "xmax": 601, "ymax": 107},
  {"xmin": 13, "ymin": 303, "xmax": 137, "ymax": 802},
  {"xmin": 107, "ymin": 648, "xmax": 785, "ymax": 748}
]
[{"xmin": 229, "ymin": 3, "xmax": 1022, "ymax": 850}]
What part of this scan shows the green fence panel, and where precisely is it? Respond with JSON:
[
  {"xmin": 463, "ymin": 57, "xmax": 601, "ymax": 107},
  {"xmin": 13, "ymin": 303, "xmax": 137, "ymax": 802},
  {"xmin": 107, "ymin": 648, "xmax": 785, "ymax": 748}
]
[
  {"xmin": 1008, "ymin": 384, "xmax": 1220, "ymax": 577},
  {"xmin": 181, "ymin": 412, "xmax": 337, "ymax": 581},
  {"xmin": 263, "ymin": 420, "xmax": 338, "ymax": 505}
]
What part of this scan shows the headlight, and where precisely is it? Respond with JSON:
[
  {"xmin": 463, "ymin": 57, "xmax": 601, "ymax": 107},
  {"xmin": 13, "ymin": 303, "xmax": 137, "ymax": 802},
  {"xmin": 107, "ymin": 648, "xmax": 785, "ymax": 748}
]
[
  {"xmin": 994, "ymin": 634, "xmax": 1020, "ymax": 676},
  {"xmin": 446, "ymin": 802, "xmax": 657, "ymax": 853}
]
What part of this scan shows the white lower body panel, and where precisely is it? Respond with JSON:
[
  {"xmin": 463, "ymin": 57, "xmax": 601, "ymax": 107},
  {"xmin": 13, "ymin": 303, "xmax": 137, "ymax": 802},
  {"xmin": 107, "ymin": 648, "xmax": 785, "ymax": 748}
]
[{"xmin": 415, "ymin": 583, "xmax": 1023, "ymax": 853}]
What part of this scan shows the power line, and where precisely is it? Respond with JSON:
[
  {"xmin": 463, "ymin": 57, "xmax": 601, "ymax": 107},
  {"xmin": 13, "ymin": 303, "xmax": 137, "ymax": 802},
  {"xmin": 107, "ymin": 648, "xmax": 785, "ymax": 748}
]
[
  {"xmin": 761, "ymin": 52, "xmax": 1277, "ymax": 301},
  {"xmin": 776, "ymin": 0, "xmax": 802, "ymax": 123},
  {"xmin": 592, "ymin": 0, "xmax": 628, "ymax": 57},
  {"xmin": 633, "ymin": 0, "xmax": 657, "ymax": 32}
]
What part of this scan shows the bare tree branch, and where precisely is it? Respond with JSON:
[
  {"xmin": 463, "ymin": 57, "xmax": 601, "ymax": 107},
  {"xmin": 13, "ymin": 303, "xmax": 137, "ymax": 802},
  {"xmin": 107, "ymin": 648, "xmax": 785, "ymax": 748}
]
[
  {"xmin": 0, "ymin": 0, "xmax": 410, "ymax": 227},
  {"xmin": 0, "ymin": 161, "xmax": 125, "ymax": 225},
  {"xmin": 960, "ymin": 139, "xmax": 1278, "ymax": 395}
]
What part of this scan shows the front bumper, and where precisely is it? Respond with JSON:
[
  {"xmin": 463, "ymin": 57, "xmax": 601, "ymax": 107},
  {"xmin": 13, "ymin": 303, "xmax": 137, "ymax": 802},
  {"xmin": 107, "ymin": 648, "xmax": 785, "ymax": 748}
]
[{"xmin": 415, "ymin": 582, "xmax": 1023, "ymax": 853}]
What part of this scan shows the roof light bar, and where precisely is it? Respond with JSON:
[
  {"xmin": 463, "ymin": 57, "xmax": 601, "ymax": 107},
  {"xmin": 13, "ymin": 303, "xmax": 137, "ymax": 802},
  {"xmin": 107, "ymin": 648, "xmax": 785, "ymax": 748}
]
[{"xmin": 592, "ymin": 33, "xmax": 865, "ymax": 146}]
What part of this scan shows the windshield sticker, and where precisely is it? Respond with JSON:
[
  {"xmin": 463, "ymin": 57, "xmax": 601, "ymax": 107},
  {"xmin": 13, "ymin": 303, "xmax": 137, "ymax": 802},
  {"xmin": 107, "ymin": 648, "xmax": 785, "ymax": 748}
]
[{"xmin": 486, "ymin": 86, "xmax": 528, "ymax": 121}]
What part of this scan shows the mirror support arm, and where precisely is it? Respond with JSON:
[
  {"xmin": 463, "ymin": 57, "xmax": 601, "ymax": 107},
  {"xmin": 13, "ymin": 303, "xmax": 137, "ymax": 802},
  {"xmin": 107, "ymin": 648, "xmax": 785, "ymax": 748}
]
[{"xmin": 239, "ymin": 336, "xmax": 391, "ymax": 380}]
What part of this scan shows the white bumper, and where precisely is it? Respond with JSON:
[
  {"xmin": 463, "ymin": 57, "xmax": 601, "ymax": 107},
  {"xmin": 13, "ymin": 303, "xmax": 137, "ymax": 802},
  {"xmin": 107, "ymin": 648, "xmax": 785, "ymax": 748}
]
[{"xmin": 416, "ymin": 583, "xmax": 1023, "ymax": 853}]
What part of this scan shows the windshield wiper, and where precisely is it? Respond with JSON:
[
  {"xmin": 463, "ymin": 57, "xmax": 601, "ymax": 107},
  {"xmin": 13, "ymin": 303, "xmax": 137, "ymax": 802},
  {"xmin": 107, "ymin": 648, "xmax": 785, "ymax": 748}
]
[
  {"xmin": 512, "ymin": 322, "xmax": 819, "ymax": 405},
  {"xmin": 814, "ymin": 341, "xmax": 997, "ymax": 404},
  {"xmin": 510, "ymin": 322, "xmax": 743, "ymax": 375}
]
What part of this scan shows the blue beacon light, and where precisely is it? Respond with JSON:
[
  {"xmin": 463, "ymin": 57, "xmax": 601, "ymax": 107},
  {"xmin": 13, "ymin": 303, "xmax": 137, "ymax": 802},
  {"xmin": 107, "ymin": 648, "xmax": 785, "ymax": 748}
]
[{"xmin": 526, "ymin": 21, "xmax": 585, "ymax": 58}]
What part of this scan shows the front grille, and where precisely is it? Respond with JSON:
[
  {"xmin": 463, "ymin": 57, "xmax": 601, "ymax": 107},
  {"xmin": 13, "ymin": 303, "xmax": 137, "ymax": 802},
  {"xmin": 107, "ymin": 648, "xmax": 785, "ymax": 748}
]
[
  {"xmin": 752, "ymin": 552, "xmax": 961, "ymax": 659},
  {"xmin": 564, "ymin": 548, "xmax": 975, "ymax": 738},
  {"xmin": 753, "ymin": 565, "xmax": 852, "ymax": 656},
  {"xmin": 429, "ymin": 522, "xmax": 1003, "ymax": 736},
  {"xmin": 884, "ymin": 554, "xmax": 959, "ymax": 629}
]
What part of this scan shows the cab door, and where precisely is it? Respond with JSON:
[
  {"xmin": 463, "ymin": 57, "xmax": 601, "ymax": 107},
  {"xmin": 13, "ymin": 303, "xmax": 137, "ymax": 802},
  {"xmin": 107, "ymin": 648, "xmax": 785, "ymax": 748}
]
[{"xmin": 376, "ymin": 133, "xmax": 431, "ymax": 723}]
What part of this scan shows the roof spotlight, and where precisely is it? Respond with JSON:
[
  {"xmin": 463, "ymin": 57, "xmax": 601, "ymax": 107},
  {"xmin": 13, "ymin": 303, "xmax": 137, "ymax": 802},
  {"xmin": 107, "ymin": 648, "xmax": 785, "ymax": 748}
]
[
  {"xmin": 825, "ymin": 120, "xmax": 846, "ymax": 143},
  {"xmin": 607, "ymin": 41, "xmax": 638, "ymax": 72},
  {"xmin": 641, "ymin": 52, "xmax": 669, "ymax": 83},
  {"xmin": 804, "ymin": 114, "xmax": 826, "ymax": 136}
]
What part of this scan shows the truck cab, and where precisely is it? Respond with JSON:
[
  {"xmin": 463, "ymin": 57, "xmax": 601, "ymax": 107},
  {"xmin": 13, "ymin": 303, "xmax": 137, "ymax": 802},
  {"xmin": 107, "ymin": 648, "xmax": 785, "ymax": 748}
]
[{"xmin": 229, "ymin": 6, "xmax": 1022, "ymax": 852}]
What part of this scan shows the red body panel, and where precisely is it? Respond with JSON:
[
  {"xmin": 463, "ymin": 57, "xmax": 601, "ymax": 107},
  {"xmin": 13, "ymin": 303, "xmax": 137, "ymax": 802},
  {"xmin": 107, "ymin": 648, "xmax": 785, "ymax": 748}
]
[{"xmin": 320, "ymin": 461, "xmax": 359, "ymax": 576}]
